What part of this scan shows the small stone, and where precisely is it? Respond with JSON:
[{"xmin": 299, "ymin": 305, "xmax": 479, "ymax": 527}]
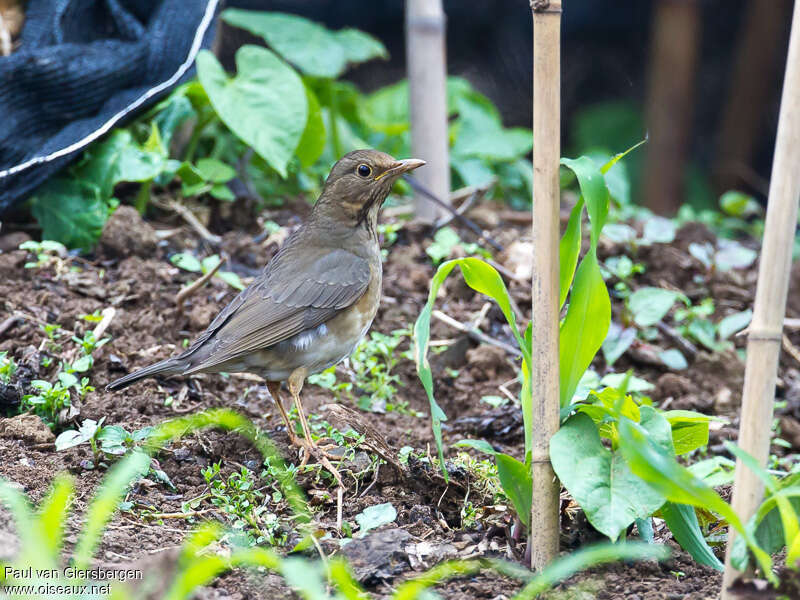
[{"xmin": 0, "ymin": 413, "xmax": 55, "ymax": 445}]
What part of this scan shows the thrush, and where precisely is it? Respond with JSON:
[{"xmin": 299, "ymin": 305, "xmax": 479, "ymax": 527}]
[{"xmin": 107, "ymin": 149, "xmax": 425, "ymax": 486}]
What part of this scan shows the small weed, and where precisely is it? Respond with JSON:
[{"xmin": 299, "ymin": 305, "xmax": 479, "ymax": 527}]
[
  {"xmin": 71, "ymin": 330, "xmax": 110, "ymax": 355},
  {"xmin": 41, "ymin": 322, "xmax": 63, "ymax": 352},
  {"xmin": 0, "ymin": 351, "xmax": 17, "ymax": 384},
  {"xmin": 202, "ymin": 462, "xmax": 286, "ymax": 546},
  {"xmin": 21, "ymin": 380, "xmax": 72, "ymax": 428},
  {"xmin": 19, "ymin": 239, "xmax": 68, "ymax": 269}
]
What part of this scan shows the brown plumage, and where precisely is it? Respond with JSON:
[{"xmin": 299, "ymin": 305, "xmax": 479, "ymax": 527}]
[{"xmin": 107, "ymin": 149, "xmax": 424, "ymax": 485}]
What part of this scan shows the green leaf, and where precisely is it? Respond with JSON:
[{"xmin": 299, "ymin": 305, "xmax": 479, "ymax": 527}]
[
  {"xmin": 452, "ymin": 97, "xmax": 532, "ymax": 161},
  {"xmin": 335, "ymin": 28, "xmax": 388, "ymax": 64},
  {"xmin": 659, "ymin": 349, "xmax": 688, "ymax": 370},
  {"xmin": 78, "ymin": 130, "xmax": 167, "ymax": 198},
  {"xmin": 36, "ymin": 475, "xmax": 74, "ymax": 557},
  {"xmin": 616, "ymin": 417, "xmax": 775, "ymax": 583},
  {"xmin": 641, "ymin": 216, "xmax": 677, "ymax": 245},
  {"xmin": 550, "ymin": 410, "xmax": 669, "ymax": 541},
  {"xmin": 221, "ymin": 10, "xmax": 386, "ymax": 79},
  {"xmin": 687, "ymin": 456, "xmax": 736, "ymax": 487},
  {"xmin": 29, "ymin": 179, "xmax": 111, "ymax": 251},
  {"xmin": 627, "ymin": 287, "xmax": 683, "ymax": 327},
  {"xmin": 602, "ymin": 323, "xmax": 636, "ymax": 367},
  {"xmin": 197, "ymin": 46, "xmax": 307, "ymax": 177},
  {"xmin": 295, "ymin": 85, "xmax": 326, "ymax": 167},
  {"xmin": 661, "ymin": 502, "xmax": 724, "ymax": 571},
  {"xmin": 720, "ymin": 191, "xmax": 762, "ymax": 218},
  {"xmin": 496, "ymin": 453, "xmax": 532, "ymax": 528},
  {"xmin": 559, "ymin": 251, "xmax": 611, "ymax": 406},
  {"xmin": 662, "ymin": 410, "xmax": 713, "ymax": 455},
  {"xmin": 718, "ymin": 309, "xmax": 752, "ymax": 340},
  {"xmin": 354, "ymin": 502, "xmax": 397, "ymax": 537},
  {"xmin": 454, "ymin": 438, "xmax": 498, "ymax": 456},
  {"xmin": 559, "ymin": 198, "xmax": 583, "ymax": 309},
  {"xmin": 561, "ymin": 156, "xmax": 609, "ymax": 249},
  {"xmin": 196, "ymin": 158, "xmax": 236, "ymax": 184},
  {"xmin": 414, "ymin": 258, "xmax": 529, "ymax": 480},
  {"xmin": 513, "ymin": 542, "xmax": 670, "ymax": 599},
  {"xmin": 171, "ymin": 252, "xmax": 203, "ymax": 273}
]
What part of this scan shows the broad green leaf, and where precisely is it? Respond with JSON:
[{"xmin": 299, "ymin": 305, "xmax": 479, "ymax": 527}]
[
  {"xmin": 550, "ymin": 411, "xmax": 669, "ymax": 541},
  {"xmin": 720, "ymin": 191, "xmax": 762, "ymax": 217},
  {"xmin": 561, "ymin": 156, "xmax": 609, "ymax": 248},
  {"xmin": 559, "ymin": 251, "xmax": 611, "ymax": 406},
  {"xmin": 602, "ymin": 323, "xmax": 636, "ymax": 367},
  {"xmin": 496, "ymin": 453, "xmax": 532, "ymax": 528},
  {"xmin": 451, "ymin": 156, "xmax": 496, "ymax": 187},
  {"xmin": 222, "ymin": 10, "xmax": 346, "ymax": 78},
  {"xmin": 559, "ymin": 198, "xmax": 583, "ymax": 308},
  {"xmin": 30, "ymin": 179, "xmax": 110, "ymax": 251},
  {"xmin": 454, "ymin": 438, "xmax": 498, "ymax": 456},
  {"xmin": 452, "ymin": 97, "xmax": 532, "ymax": 161},
  {"xmin": 718, "ymin": 309, "xmax": 752, "ymax": 340},
  {"xmin": 715, "ymin": 240, "xmax": 757, "ymax": 271},
  {"xmin": 171, "ymin": 252, "xmax": 203, "ymax": 273},
  {"xmin": 295, "ymin": 85, "xmax": 326, "ymax": 167},
  {"xmin": 354, "ymin": 502, "xmax": 397, "ymax": 537},
  {"xmin": 661, "ymin": 501, "xmax": 723, "ymax": 571},
  {"xmin": 687, "ymin": 456, "xmax": 736, "ymax": 487},
  {"xmin": 78, "ymin": 129, "xmax": 166, "ymax": 198},
  {"xmin": 641, "ymin": 216, "xmax": 677, "ymax": 245},
  {"xmin": 617, "ymin": 417, "xmax": 775, "ymax": 583},
  {"xmin": 197, "ymin": 47, "xmax": 307, "ymax": 177},
  {"xmin": 602, "ymin": 223, "xmax": 637, "ymax": 244},
  {"xmin": 627, "ymin": 287, "xmax": 683, "ymax": 327},
  {"xmin": 196, "ymin": 158, "xmax": 236, "ymax": 184},
  {"xmin": 335, "ymin": 28, "xmax": 388, "ymax": 64},
  {"xmin": 662, "ymin": 410, "xmax": 713, "ymax": 455},
  {"xmin": 659, "ymin": 349, "xmax": 688, "ymax": 370},
  {"xmin": 153, "ymin": 92, "xmax": 196, "ymax": 148}
]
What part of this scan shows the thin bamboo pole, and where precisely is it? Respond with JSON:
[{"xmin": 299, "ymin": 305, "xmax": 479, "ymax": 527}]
[
  {"xmin": 721, "ymin": 1, "xmax": 800, "ymax": 596},
  {"xmin": 406, "ymin": 0, "xmax": 450, "ymax": 223},
  {"xmin": 530, "ymin": 0, "xmax": 562, "ymax": 571}
]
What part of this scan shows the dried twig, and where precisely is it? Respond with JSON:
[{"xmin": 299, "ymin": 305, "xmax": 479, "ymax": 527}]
[
  {"xmin": 154, "ymin": 198, "xmax": 222, "ymax": 246},
  {"xmin": 432, "ymin": 310, "xmax": 522, "ymax": 357},
  {"xmin": 92, "ymin": 307, "xmax": 116, "ymax": 340},
  {"xmin": 434, "ymin": 178, "xmax": 497, "ymax": 229},
  {"xmin": 175, "ymin": 258, "xmax": 225, "ymax": 307},
  {"xmin": 0, "ymin": 316, "xmax": 18, "ymax": 338},
  {"xmin": 782, "ymin": 333, "xmax": 800, "ymax": 365}
]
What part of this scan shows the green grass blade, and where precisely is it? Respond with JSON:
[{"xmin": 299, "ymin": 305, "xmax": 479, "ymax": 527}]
[
  {"xmin": 559, "ymin": 198, "xmax": 584, "ymax": 309},
  {"xmin": 661, "ymin": 501, "xmax": 723, "ymax": 571},
  {"xmin": 36, "ymin": 474, "xmax": 74, "ymax": 558},
  {"xmin": 73, "ymin": 450, "xmax": 151, "ymax": 570},
  {"xmin": 512, "ymin": 542, "xmax": 670, "ymax": 599},
  {"xmin": 327, "ymin": 558, "xmax": 370, "ymax": 600},
  {"xmin": 392, "ymin": 559, "xmax": 482, "ymax": 600}
]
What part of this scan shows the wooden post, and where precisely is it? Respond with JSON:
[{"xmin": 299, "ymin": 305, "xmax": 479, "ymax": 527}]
[
  {"xmin": 721, "ymin": 0, "xmax": 800, "ymax": 596},
  {"xmin": 406, "ymin": 0, "xmax": 451, "ymax": 223},
  {"xmin": 530, "ymin": 0, "xmax": 562, "ymax": 571},
  {"xmin": 642, "ymin": 0, "xmax": 701, "ymax": 215}
]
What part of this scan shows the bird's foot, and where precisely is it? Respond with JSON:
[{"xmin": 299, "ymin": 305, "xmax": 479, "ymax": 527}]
[{"xmin": 291, "ymin": 437, "xmax": 345, "ymax": 486}]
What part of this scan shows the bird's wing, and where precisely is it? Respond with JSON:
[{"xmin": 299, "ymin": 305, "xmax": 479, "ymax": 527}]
[{"xmin": 178, "ymin": 244, "xmax": 371, "ymax": 372}]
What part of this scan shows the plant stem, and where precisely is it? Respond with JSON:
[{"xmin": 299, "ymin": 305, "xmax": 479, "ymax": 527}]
[
  {"xmin": 135, "ymin": 180, "xmax": 152, "ymax": 215},
  {"xmin": 184, "ymin": 112, "xmax": 214, "ymax": 163},
  {"xmin": 327, "ymin": 79, "xmax": 343, "ymax": 160}
]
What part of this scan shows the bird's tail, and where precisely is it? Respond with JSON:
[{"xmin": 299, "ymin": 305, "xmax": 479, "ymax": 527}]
[{"xmin": 106, "ymin": 358, "xmax": 185, "ymax": 391}]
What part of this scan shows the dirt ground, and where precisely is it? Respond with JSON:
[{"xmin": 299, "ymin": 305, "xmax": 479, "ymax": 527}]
[{"xmin": 0, "ymin": 198, "xmax": 798, "ymax": 599}]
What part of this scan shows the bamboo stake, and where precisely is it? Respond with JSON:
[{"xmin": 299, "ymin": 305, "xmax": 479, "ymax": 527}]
[
  {"xmin": 530, "ymin": 0, "xmax": 562, "ymax": 571},
  {"xmin": 406, "ymin": 0, "xmax": 450, "ymax": 223},
  {"xmin": 721, "ymin": 1, "xmax": 800, "ymax": 595}
]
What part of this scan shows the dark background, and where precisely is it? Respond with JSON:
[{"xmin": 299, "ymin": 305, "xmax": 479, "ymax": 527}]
[{"xmin": 222, "ymin": 0, "xmax": 794, "ymax": 212}]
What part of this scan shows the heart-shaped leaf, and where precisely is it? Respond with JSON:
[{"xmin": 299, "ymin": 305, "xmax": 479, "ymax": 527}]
[{"xmin": 197, "ymin": 46, "xmax": 307, "ymax": 177}]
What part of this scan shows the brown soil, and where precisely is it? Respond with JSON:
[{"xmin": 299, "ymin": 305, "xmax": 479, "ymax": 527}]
[{"xmin": 0, "ymin": 202, "xmax": 797, "ymax": 599}]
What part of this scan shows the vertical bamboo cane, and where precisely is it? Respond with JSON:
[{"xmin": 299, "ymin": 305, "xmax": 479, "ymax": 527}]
[
  {"xmin": 721, "ymin": 1, "xmax": 800, "ymax": 596},
  {"xmin": 530, "ymin": 0, "xmax": 562, "ymax": 571},
  {"xmin": 406, "ymin": 0, "xmax": 450, "ymax": 223}
]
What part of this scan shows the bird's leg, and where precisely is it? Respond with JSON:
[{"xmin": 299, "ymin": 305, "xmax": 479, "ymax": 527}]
[
  {"xmin": 266, "ymin": 381, "xmax": 303, "ymax": 447},
  {"xmin": 288, "ymin": 368, "xmax": 344, "ymax": 489}
]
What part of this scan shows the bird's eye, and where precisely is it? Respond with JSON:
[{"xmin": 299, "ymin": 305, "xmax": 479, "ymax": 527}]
[{"xmin": 356, "ymin": 164, "xmax": 372, "ymax": 178}]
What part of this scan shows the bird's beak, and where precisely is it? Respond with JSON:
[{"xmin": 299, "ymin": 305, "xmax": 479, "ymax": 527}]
[{"xmin": 376, "ymin": 158, "xmax": 426, "ymax": 180}]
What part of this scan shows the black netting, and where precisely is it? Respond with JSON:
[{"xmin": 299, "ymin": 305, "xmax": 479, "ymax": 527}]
[{"xmin": 0, "ymin": 0, "xmax": 219, "ymax": 213}]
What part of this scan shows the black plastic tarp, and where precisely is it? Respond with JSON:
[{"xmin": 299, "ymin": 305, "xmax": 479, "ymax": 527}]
[{"xmin": 0, "ymin": 0, "xmax": 219, "ymax": 213}]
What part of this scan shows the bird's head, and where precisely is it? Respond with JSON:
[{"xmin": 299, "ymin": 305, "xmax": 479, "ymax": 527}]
[{"xmin": 313, "ymin": 149, "xmax": 425, "ymax": 232}]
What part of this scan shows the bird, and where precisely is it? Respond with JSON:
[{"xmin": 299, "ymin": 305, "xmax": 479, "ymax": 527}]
[{"xmin": 107, "ymin": 149, "xmax": 425, "ymax": 486}]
